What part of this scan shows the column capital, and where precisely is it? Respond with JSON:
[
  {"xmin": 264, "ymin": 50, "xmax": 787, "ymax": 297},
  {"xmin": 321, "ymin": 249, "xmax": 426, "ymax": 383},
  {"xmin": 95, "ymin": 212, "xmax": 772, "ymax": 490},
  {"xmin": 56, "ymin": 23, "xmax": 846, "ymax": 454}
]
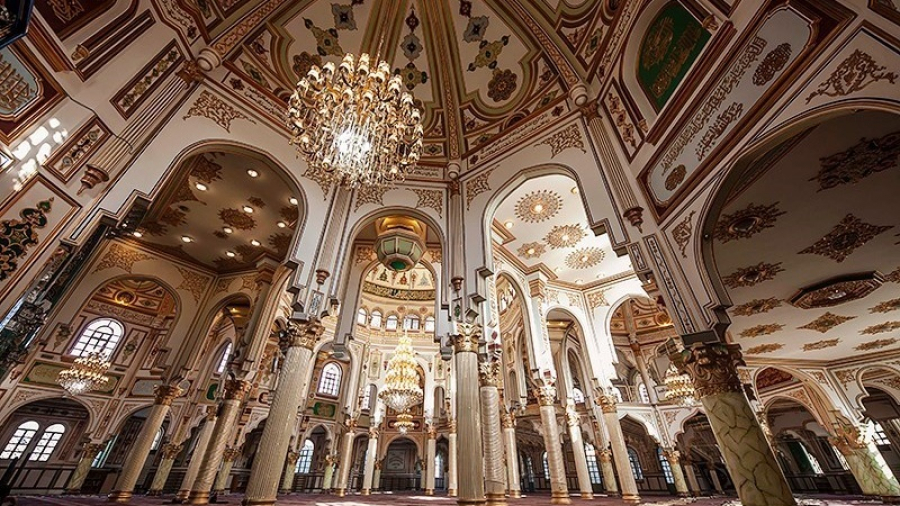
[
  {"xmin": 597, "ymin": 393, "xmax": 618, "ymax": 414},
  {"xmin": 427, "ymin": 425, "xmax": 438, "ymax": 440},
  {"xmin": 161, "ymin": 442, "xmax": 183, "ymax": 460},
  {"xmin": 346, "ymin": 417, "xmax": 358, "ymax": 429},
  {"xmin": 368, "ymin": 426, "xmax": 379, "ymax": 438},
  {"xmin": 82, "ymin": 442, "xmax": 105, "ymax": 459},
  {"xmin": 205, "ymin": 405, "xmax": 217, "ymax": 421},
  {"xmin": 450, "ymin": 322, "xmax": 481, "ymax": 353},
  {"xmin": 478, "ymin": 359, "xmax": 501, "ymax": 387},
  {"xmin": 448, "ymin": 419, "xmax": 457, "ymax": 433},
  {"xmin": 501, "ymin": 411, "xmax": 516, "ymax": 429},
  {"xmin": 153, "ymin": 385, "xmax": 183, "ymax": 406},
  {"xmin": 598, "ymin": 449, "xmax": 613, "ymax": 463},
  {"xmin": 222, "ymin": 379, "xmax": 252, "ymax": 400},
  {"xmin": 565, "ymin": 404, "xmax": 580, "ymax": 427},
  {"xmin": 281, "ymin": 319, "xmax": 325, "ymax": 350},
  {"xmin": 223, "ymin": 447, "xmax": 242, "ymax": 462},
  {"xmin": 829, "ymin": 423, "xmax": 868, "ymax": 456},
  {"xmin": 286, "ymin": 450, "xmax": 300, "ymax": 465},
  {"xmin": 326, "ymin": 454, "xmax": 337, "ymax": 466},
  {"xmin": 663, "ymin": 448, "xmax": 681, "ymax": 464},
  {"xmin": 536, "ymin": 384, "xmax": 557, "ymax": 406},
  {"xmin": 676, "ymin": 342, "xmax": 744, "ymax": 399}
]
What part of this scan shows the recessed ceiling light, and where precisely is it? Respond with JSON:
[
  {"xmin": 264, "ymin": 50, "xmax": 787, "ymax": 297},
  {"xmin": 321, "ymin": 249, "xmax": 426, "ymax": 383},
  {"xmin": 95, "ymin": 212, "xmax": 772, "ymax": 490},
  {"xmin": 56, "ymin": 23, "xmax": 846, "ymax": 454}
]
[
  {"xmin": 576, "ymin": 279, "xmax": 584, "ymax": 285},
  {"xmin": 223, "ymin": 227, "xmax": 233, "ymax": 234},
  {"xmin": 289, "ymin": 197, "xmax": 298, "ymax": 205},
  {"xmin": 226, "ymin": 251, "xmax": 236, "ymax": 258},
  {"xmin": 527, "ymin": 248, "xmax": 535, "ymax": 255},
  {"xmin": 247, "ymin": 169, "xmax": 259, "ymax": 178},
  {"xmin": 571, "ymin": 187, "xmax": 579, "ymax": 195},
  {"xmin": 581, "ymin": 255, "xmax": 588, "ymax": 262},
  {"xmin": 242, "ymin": 205, "xmax": 254, "ymax": 213},
  {"xmin": 195, "ymin": 183, "xmax": 207, "ymax": 191},
  {"xmin": 533, "ymin": 204, "xmax": 544, "ymax": 213},
  {"xmin": 553, "ymin": 267, "xmax": 560, "ymax": 273},
  {"xmin": 181, "ymin": 236, "xmax": 193, "ymax": 243},
  {"xmin": 132, "ymin": 231, "xmax": 143, "ymax": 238},
  {"xmin": 561, "ymin": 234, "xmax": 569, "ymax": 242},
  {"xmin": 504, "ymin": 221, "xmax": 513, "ymax": 229},
  {"xmin": 277, "ymin": 221, "xmax": 287, "ymax": 228},
  {"xmin": 250, "ymin": 239, "xmax": 261, "ymax": 246}
]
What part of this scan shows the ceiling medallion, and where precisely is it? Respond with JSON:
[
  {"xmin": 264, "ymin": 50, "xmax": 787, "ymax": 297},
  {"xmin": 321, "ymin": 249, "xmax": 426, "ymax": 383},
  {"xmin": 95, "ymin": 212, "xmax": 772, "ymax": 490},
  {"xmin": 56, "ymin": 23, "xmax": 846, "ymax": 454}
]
[
  {"xmin": 798, "ymin": 312, "xmax": 856, "ymax": 333},
  {"xmin": 722, "ymin": 262, "xmax": 784, "ymax": 289},
  {"xmin": 565, "ymin": 247, "xmax": 605, "ymax": 269},
  {"xmin": 732, "ymin": 297, "xmax": 781, "ymax": 317},
  {"xmin": 745, "ymin": 343, "xmax": 783, "ymax": 355},
  {"xmin": 219, "ymin": 208, "xmax": 256, "ymax": 230},
  {"xmin": 789, "ymin": 272, "xmax": 884, "ymax": 309},
  {"xmin": 871, "ymin": 298, "xmax": 900, "ymax": 314},
  {"xmin": 861, "ymin": 321, "xmax": 900, "ymax": 335},
  {"xmin": 287, "ymin": 52, "xmax": 424, "ymax": 188},
  {"xmin": 514, "ymin": 190, "xmax": 562, "ymax": 223},
  {"xmin": 714, "ymin": 202, "xmax": 785, "ymax": 243},
  {"xmin": 803, "ymin": 339, "xmax": 840, "ymax": 352},
  {"xmin": 545, "ymin": 224, "xmax": 586, "ymax": 249},
  {"xmin": 739, "ymin": 323, "xmax": 784, "ymax": 339},
  {"xmin": 811, "ymin": 130, "xmax": 900, "ymax": 191},
  {"xmin": 517, "ymin": 241, "xmax": 546, "ymax": 260},
  {"xmin": 855, "ymin": 338, "xmax": 898, "ymax": 352},
  {"xmin": 798, "ymin": 213, "xmax": 893, "ymax": 263}
]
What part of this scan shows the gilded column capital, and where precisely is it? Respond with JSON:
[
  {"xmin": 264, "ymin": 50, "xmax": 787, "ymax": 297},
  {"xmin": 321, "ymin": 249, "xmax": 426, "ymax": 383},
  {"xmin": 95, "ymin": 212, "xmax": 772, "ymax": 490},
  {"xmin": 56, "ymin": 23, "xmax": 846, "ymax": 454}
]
[
  {"xmin": 325, "ymin": 454, "xmax": 337, "ymax": 466},
  {"xmin": 427, "ymin": 425, "xmax": 437, "ymax": 440},
  {"xmin": 205, "ymin": 405, "xmax": 217, "ymax": 421},
  {"xmin": 161, "ymin": 442, "xmax": 183, "ymax": 460},
  {"xmin": 598, "ymin": 449, "xmax": 613, "ymax": 463},
  {"xmin": 346, "ymin": 417, "xmax": 358, "ymax": 429},
  {"xmin": 153, "ymin": 385, "xmax": 184, "ymax": 406},
  {"xmin": 223, "ymin": 379, "xmax": 252, "ymax": 400},
  {"xmin": 663, "ymin": 448, "xmax": 681, "ymax": 464},
  {"xmin": 223, "ymin": 447, "xmax": 242, "ymax": 462},
  {"xmin": 82, "ymin": 443, "xmax": 105, "ymax": 459},
  {"xmin": 829, "ymin": 423, "xmax": 868, "ymax": 456},
  {"xmin": 448, "ymin": 419, "xmax": 457, "ymax": 434},
  {"xmin": 450, "ymin": 322, "xmax": 481, "ymax": 353},
  {"xmin": 536, "ymin": 384, "xmax": 557, "ymax": 406},
  {"xmin": 676, "ymin": 343, "xmax": 744, "ymax": 399},
  {"xmin": 565, "ymin": 404, "xmax": 579, "ymax": 427},
  {"xmin": 374, "ymin": 460, "xmax": 382, "ymax": 470},
  {"xmin": 286, "ymin": 450, "xmax": 300, "ymax": 465},
  {"xmin": 501, "ymin": 411, "xmax": 516, "ymax": 429},
  {"xmin": 368, "ymin": 426, "xmax": 380, "ymax": 438},
  {"xmin": 478, "ymin": 359, "xmax": 501, "ymax": 387},
  {"xmin": 281, "ymin": 319, "xmax": 325, "ymax": 350},
  {"xmin": 597, "ymin": 394, "xmax": 618, "ymax": 414}
]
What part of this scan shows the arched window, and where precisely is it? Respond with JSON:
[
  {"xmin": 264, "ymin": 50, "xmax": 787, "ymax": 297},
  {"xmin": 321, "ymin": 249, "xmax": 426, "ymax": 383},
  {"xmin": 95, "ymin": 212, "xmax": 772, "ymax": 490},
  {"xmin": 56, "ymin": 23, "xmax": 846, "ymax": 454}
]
[
  {"xmin": 216, "ymin": 342, "xmax": 232, "ymax": 375},
  {"xmin": 295, "ymin": 440, "xmax": 314, "ymax": 474},
  {"xmin": 370, "ymin": 310, "xmax": 382, "ymax": 328},
  {"xmin": 542, "ymin": 451, "xmax": 550, "ymax": 479},
  {"xmin": 385, "ymin": 314, "xmax": 398, "ymax": 331},
  {"xmin": 318, "ymin": 363, "xmax": 342, "ymax": 397},
  {"xmin": 404, "ymin": 315, "xmax": 420, "ymax": 331},
  {"xmin": 799, "ymin": 442, "xmax": 824, "ymax": 474},
  {"xmin": 29, "ymin": 424, "xmax": 65, "ymax": 461},
  {"xmin": 627, "ymin": 447, "xmax": 643, "ymax": 480},
  {"xmin": 435, "ymin": 451, "xmax": 444, "ymax": 479},
  {"xmin": 658, "ymin": 448, "xmax": 674, "ymax": 484},
  {"xmin": 584, "ymin": 443, "xmax": 602, "ymax": 485},
  {"xmin": 356, "ymin": 308, "xmax": 368, "ymax": 325},
  {"xmin": 869, "ymin": 420, "xmax": 891, "ymax": 445},
  {"xmin": 361, "ymin": 384, "xmax": 375, "ymax": 411},
  {"xmin": 424, "ymin": 316, "xmax": 435, "ymax": 333},
  {"xmin": 612, "ymin": 387, "xmax": 624, "ymax": 403},
  {"xmin": 1, "ymin": 421, "xmax": 39, "ymax": 459},
  {"xmin": 572, "ymin": 387, "xmax": 586, "ymax": 404},
  {"xmin": 71, "ymin": 318, "xmax": 124, "ymax": 357},
  {"xmin": 638, "ymin": 383, "xmax": 651, "ymax": 404},
  {"xmin": 151, "ymin": 427, "xmax": 164, "ymax": 451}
]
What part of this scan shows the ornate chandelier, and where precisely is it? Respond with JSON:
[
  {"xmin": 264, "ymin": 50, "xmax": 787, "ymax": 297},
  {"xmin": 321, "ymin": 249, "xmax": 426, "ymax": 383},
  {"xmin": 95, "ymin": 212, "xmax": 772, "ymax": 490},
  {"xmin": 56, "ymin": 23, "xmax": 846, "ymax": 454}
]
[
  {"xmin": 287, "ymin": 53, "xmax": 424, "ymax": 188},
  {"xmin": 57, "ymin": 352, "xmax": 111, "ymax": 396},
  {"xmin": 395, "ymin": 411, "xmax": 415, "ymax": 435},
  {"xmin": 663, "ymin": 364, "xmax": 697, "ymax": 406},
  {"xmin": 379, "ymin": 330, "xmax": 423, "ymax": 421}
]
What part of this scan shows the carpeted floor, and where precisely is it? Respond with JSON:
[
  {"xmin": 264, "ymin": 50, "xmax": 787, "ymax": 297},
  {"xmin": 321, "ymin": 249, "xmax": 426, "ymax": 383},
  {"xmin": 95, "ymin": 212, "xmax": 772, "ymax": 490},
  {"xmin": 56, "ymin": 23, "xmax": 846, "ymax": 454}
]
[{"xmin": 7, "ymin": 493, "xmax": 885, "ymax": 506}]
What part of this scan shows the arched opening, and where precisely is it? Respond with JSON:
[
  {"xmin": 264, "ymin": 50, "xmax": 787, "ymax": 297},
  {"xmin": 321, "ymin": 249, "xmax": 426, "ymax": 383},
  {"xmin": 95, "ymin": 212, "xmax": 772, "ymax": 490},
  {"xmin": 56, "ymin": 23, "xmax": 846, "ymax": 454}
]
[
  {"xmin": 677, "ymin": 413, "xmax": 731, "ymax": 495},
  {"xmin": 380, "ymin": 437, "xmax": 419, "ymax": 491},
  {"xmin": 96, "ymin": 406, "xmax": 171, "ymax": 493},
  {"xmin": 861, "ymin": 385, "xmax": 900, "ymax": 480}
]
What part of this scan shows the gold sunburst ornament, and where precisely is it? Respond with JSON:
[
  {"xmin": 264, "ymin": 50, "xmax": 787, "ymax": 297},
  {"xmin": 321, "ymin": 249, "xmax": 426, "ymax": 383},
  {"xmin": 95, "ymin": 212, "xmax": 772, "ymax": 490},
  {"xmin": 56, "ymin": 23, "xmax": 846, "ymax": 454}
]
[{"xmin": 288, "ymin": 53, "xmax": 424, "ymax": 188}]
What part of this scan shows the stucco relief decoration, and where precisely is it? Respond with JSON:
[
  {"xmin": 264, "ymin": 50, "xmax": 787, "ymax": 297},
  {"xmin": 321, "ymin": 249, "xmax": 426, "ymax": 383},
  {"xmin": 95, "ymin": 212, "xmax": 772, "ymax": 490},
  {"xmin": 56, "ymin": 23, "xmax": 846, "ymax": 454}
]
[
  {"xmin": 113, "ymin": 43, "xmax": 184, "ymax": 118},
  {"xmin": 739, "ymin": 324, "xmax": 784, "ymax": 339},
  {"xmin": 465, "ymin": 169, "xmax": 493, "ymax": 210},
  {"xmin": 535, "ymin": 124, "xmax": 586, "ymax": 158},
  {"xmin": 753, "ymin": 44, "xmax": 792, "ymax": 86},
  {"xmin": 798, "ymin": 312, "xmax": 856, "ymax": 333},
  {"xmin": 413, "ymin": 189, "xmax": 443, "ymax": 217},
  {"xmin": 605, "ymin": 89, "xmax": 638, "ymax": 149},
  {"xmin": 887, "ymin": 267, "xmax": 900, "ymax": 284},
  {"xmin": 855, "ymin": 338, "xmax": 898, "ymax": 351},
  {"xmin": 671, "ymin": 211, "xmax": 695, "ymax": 258},
  {"xmin": 565, "ymin": 247, "xmax": 604, "ymax": 269},
  {"xmin": 545, "ymin": 224, "xmax": 585, "ymax": 249},
  {"xmin": 218, "ymin": 208, "xmax": 256, "ymax": 230},
  {"xmin": 0, "ymin": 200, "xmax": 53, "ymax": 282},
  {"xmin": 587, "ymin": 290, "xmax": 609, "ymax": 309},
  {"xmin": 798, "ymin": 214, "xmax": 892, "ymax": 262},
  {"xmin": 861, "ymin": 321, "xmax": 900, "ymax": 335},
  {"xmin": 732, "ymin": 297, "xmax": 782, "ymax": 317},
  {"xmin": 515, "ymin": 190, "xmax": 562, "ymax": 223},
  {"xmin": 45, "ymin": 0, "xmax": 85, "ymax": 22},
  {"xmin": 812, "ymin": 131, "xmax": 900, "ymax": 191},
  {"xmin": 790, "ymin": 275, "xmax": 884, "ymax": 309},
  {"xmin": 45, "ymin": 117, "xmax": 111, "ymax": 183},
  {"xmin": 93, "ymin": 243, "xmax": 152, "ymax": 274},
  {"xmin": 745, "ymin": 343, "xmax": 783, "ymax": 355},
  {"xmin": 714, "ymin": 202, "xmax": 785, "ymax": 242},
  {"xmin": 722, "ymin": 261, "xmax": 784, "ymax": 289},
  {"xmin": 871, "ymin": 298, "xmax": 900, "ymax": 314},
  {"xmin": 354, "ymin": 185, "xmax": 388, "ymax": 211},
  {"xmin": 355, "ymin": 246, "xmax": 375, "ymax": 264},
  {"xmin": 806, "ymin": 50, "xmax": 897, "ymax": 103},
  {"xmin": 517, "ymin": 241, "xmax": 546, "ymax": 260},
  {"xmin": 803, "ymin": 339, "xmax": 840, "ymax": 352},
  {"xmin": 183, "ymin": 90, "xmax": 255, "ymax": 132}
]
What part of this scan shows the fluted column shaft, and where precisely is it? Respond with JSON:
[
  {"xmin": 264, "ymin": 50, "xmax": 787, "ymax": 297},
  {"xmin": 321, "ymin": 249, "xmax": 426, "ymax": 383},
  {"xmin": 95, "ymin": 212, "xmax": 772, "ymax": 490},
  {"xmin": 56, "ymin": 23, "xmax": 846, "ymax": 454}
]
[
  {"xmin": 479, "ymin": 362, "xmax": 505, "ymax": 505},
  {"xmin": 501, "ymin": 415, "xmax": 521, "ymax": 498},
  {"xmin": 215, "ymin": 449, "xmax": 240, "ymax": 494},
  {"xmin": 188, "ymin": 380, "xmax": 251, "ymax": 505},
  {"xmin": 565, "ymin": 406, "xmax": 592, "ymax": 499},
  {"xmin": 448, "ymin": 425, "xmax": 459, "ymax": 497},
  {"xmin": 177, "ymin": 410, "xmax": 217, "ymax": 500},
  {"xmin": 424, "ymin": 428, "xmax": 437, "ymax": 495},
  {"xmin": 679, "ymin": 343, "xmax": 795, "ymax": 506},
  {"xmin": 335, "ymin": 429, "xmax": 356, "ymax": 496},
  {"xmin": 148, "ymin": 443, "xmax": 182, "ymax": 495},
  {"xmin": 663, "ymin": 448, "xmax": 689, "ymax": 497},
  {"xmin": 243, "ymin": 320, "xmax": 322, "ymax": 505},
  {"xmin": 66, "ymin": 443, "xmax": 103, "ymax": 493},
  {"xmin": 538, "ymin": 386, "xmax": 570, "ymax": 505},
  {"xmin": 280, "ymin": 450, "xmax": 299, "ymax": 493},
  {"xmin": 362, "ymin": 429, "xmax": 379, "ymax": 495},
  {"xmin": 452, "ymin": 323, "xmax": 485, "ymax": 505},
  {"xmin": 598, "ymin": 396, "xmax": 639, "ymax": 504},
  {"xmin": 109, "ymin": 385, "xmax": 182, "ymax": 503}
]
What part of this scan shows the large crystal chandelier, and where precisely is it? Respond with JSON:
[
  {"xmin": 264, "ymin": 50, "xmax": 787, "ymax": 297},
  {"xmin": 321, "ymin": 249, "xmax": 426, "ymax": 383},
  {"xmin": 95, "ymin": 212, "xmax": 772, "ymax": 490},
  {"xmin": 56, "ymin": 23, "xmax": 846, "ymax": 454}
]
[
  {"xmin": 379, "ymin": 331, "xmax": 423, "ymax": 433},
  {"xmin": 287, "ymin": 53, "xmax": 424, "ymax": 188},
  {"xmin": 57, "ymin": 352, "xmax": 111, "ymax": 396},
  {"xmin": 663, "ymin": 364, "xmax": 697, "ymax": 406}
]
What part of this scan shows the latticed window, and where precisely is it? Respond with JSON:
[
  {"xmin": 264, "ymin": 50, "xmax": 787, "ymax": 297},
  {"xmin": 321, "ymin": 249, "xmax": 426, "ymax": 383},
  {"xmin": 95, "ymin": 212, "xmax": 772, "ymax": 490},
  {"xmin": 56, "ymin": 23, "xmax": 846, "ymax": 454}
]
[
  {"xmin": 385, "ymin": 315, "xmax": 398, "ymax": 331},
  {"xmin": 542, "ymin": 451, "xmax": 550, "ymax": 480},
  {"xmin": 216, "ymin": 342, "xmax": 232, "ymax": 374},
  {"xmin": 71, "ymin": 318, "xmax": 124, "ymax": 357},
  {"xmin": 29, "ymin": 424, "xmax": 65, "ymax": 462},
  {"xmin": 295, "ymin": 440, "xmax": 314, "ymax": 473},
  {"xmin": 357, "ymin": 308, "xmax": 368, "ymax": 325},
  {"xmin": 658, "ymin": 448, "xmax": 674, "ymax": 484},
  {"xmin": 370, "ymin": 311, "xmax": 382, "ymax": 328},
  {"xmin": 424, "ymin": 316, "xmax": 435, "ymax": 332},
  {"xmin": 572, "ymin": 387, "xmax": 586, "ymax": 404},
  {"xmin": 870, "ymin": 420, "xmax": 891, "ymax": 446},
  {"xmin": 435, "ymin": 451, "xmax": 444, "ymax": 479},
  {"xmin": 1, "ymin": 421, "xmax": 39, "ymax": 460},
  {"xmin": 627, "ymin": 447, "xmax": 643, "ymax": 480},
  {"xmin": 584, "ymin": 443, "xmax": 602, "ymax": 485},
  {"xmin": 318, "ymin": 363, "xmax": 342, "ymax": 397},
  {"xmin": 404, "ymin": 315, "xmax": 420, "ymax": 331},
  {"xmin": 361, "ymin": 384, "xmax": 374, "ymax": 411},
  {"xmin": 638, "ymin": 383, "xmax": 651, "ymax": 404}
]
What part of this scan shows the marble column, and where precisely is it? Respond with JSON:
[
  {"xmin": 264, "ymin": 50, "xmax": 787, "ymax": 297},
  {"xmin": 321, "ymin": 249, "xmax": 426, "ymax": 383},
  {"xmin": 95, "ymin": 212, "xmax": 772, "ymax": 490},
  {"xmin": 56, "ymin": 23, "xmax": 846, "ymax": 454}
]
[
  {"xmin": 177, "ymin": 408, "xmax": 217, "ymax": 501},
  {"xmin": 322, "ymin": 454, "xmax": 336, "ymax": 491},
  {"xmin": 373, "ymin": 460, "xmax": 382, "ymax": 491},
  {"xmin": 830, "ymin": 423, "xmax": 900, "ymax": 500},
  {"xmin": 425, "ymin": 426, "xmax": 437, "ymax": 495},
  {"xmin": 361, "ymin": 427, "xmax": 379, "ymax": 495},
  {"xmin": 597, "ymin": 449, "xmax": 618, "ymax": 496},
  {"xmin": 448, "ymin": 421, "xmax": 458, "ymax": 497},
  {"xmin": 147, "ymin": 442, "xmax": 183, "ymax": 495},
  {"xmin": 597, "ymin": 394, "xmax": 639, "ymax": 504},
  {"xmin": 630, "ymin": 341, "xmax": 658, "ymax": 404},
  {"xmin": 243, "ymin": 319, "xmax": 324, "ymax": 505},
  {"xmin": 565, "ymin": 403, "xmax": 592, "ymax": 499},
  {"xmin": 214, "ymin": 448, "xmax": 241, "ymax": 495},
  {"xmin": 479, "ymin": 360, "xmax": 506, "ymax": 506},
  {"xmin": 279, "ymin": 450, "xmax": 299, "ymax": 493},
  {"xmin": 663, "ymin": 448, "xmax": 689, "ymax": 497},
  {"xmin": 66, "ymin": 443, "xmax": 104, "ymax": 493},
  {"xmin": 109, "ymin": 384, "xmax": 182, "ymax": 503},
  {"xmin": 501, "ymin": 412, "xmax": 521, "ymax": 498},
  {"xmin": 335, "ymin": 421, "xmax": 357, "ymax": 497},
  {"xmin": 684, "ymin": 461, "xmax": 701, "ymax": 496},
  {"xmin": 451, "ymin": 322, "xmax": 485, "ymax": 506},
  {"xmin": 188, "ymin": 379, "xmax": 251, "ymax": 505},
  {"xmin": 537, "ymin": 384, "xmax": 570, "ymax": 505},
  {"xmin": 678, "ymin": 343, "xmax": 795, "ymax": 506}
]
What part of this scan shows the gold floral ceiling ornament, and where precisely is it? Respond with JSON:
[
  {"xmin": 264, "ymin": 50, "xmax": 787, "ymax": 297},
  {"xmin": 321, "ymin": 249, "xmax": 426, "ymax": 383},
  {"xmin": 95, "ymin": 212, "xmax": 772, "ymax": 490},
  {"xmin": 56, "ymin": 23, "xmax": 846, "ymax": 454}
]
[
  {"xmin": 515, "ymin": 190, "xmax": 562, "ymax": 223},
  {"xmin": 739, "ymin": 324, "xmax": 784, "ymax": 339},
  {"xmin": 714, "ymin": 202, "xmax": 785, "ymax": 243},
  {"xmin": 565, "ymin": 247, "xmax": 605, "ymax": 269},
  {"xmin": 745, "ymin": 343, "xmax": 783, "ymax": 355},
  {"xmin": 811, "ymin": 130, "xmax": 900, "ymax": 190},
  {"xmin": 798, "ymin": 214, "xmax": 893, "ymax": 263},
  {"xmin": 871, "ymin": 298, "xmax": 900, "ymax": 314},
  {"xmin": 790, "ymin": 273, "xmax": 884, "ymax": 309},
  {"xmin": 732, "ymin": 297, "xmax": 782, "ymax": 317},
  {"xmin": 545, "ymin": 224, "xmax": 585, "ymax": 249},
  {"xmin": 855, "ymin": 338, "xmax": 898, "ymax": 352},
  {"xmin": 798, "ymin": 312, "xmax": 856, "ymax": 333},
  {"xmin": 287, "ymin": 52, "xmax": 424, "ymax": 188},
  {"xmin": 218, "ymin": 208, "xmax": 256, "ymax": 230},
  {"xmin": 803, "ymin": 339, "xmax": 840, "ymax": 352},
  {"xmin": 722, "ymin": 262, "xmax": 784, "ymax": 289},
  {"xmin": 517, "ymin": 241, "xmax": 546, "ymax": 260},
  {"xmin": 861, "ymin": 321, "xmax": 900, "ymax": 335}
]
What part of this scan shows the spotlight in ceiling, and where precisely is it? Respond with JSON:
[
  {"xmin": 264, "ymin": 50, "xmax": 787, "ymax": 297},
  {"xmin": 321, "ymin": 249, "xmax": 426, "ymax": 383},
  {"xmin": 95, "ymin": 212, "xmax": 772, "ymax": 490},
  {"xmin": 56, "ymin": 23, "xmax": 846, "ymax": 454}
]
[
  {"xmin": 504, "ymin": 221, "xmax": 513, "ymax": 229},
  {"xmin": 247, "ymin": 169, "xmax": 259, "ymax": 178},
  {"xmin": 195, "ymin": 183, "xmax": 208, "ymax": 191},
  {"xmin": 250, "ymin": 239, "xmax": 261, "ymax": 246},
  {"xmin": 132, "ymin": 231, "xmax": 143, "ymax": 238},
  {"xmin": 532, "ymin": 204, "xmax": 544, "ymax": 213},
  {"xmin": 181, "ymin": 236, "xmax": 193, "ymax": 243},
  {"xmin": 571, "ymin": 187, "xmax": 579, "ymax": 195},
  {"xmin": 277, "ymin": 221, "xmax": 287, "ymax": 228},
  {"xmin": 242, "ymin": 206, "xmax": 254, "ymax": 213},
  {"xmin": 289, "ymin": 197, "xmax": 299, "ymax": 205},
  {"xmin": 226, "ymin": 251, "xmax": 236, "ymax": 258},
  {"xmin": 576, "ymin": 279, "xmax": 584, "ymax": 285},
  {"xmin": 223, "ymin": 227, "xmax": 233, "ymax": 234}
]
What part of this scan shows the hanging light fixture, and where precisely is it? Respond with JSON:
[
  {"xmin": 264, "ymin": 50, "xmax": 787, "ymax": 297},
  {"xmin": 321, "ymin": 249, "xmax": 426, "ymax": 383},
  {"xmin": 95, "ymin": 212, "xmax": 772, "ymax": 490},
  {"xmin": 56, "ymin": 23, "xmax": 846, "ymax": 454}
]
[
  {"xmin": 395, "ymin": 411, "xmax": 415, "ymax": 435},
  {"xmin": 663, "ymin": 363, "xmax": 697, "ymax": 406},
  {"xmin": 57, "ymin": 352, "xmax": 111, "ymax": 396},
  {"xmin": 287, "ymin": 52, "xmax": 424, "ymax": 188},
  {"xmin": 379, "ymin": 330, "xmax": 423, "ymax": 428}
]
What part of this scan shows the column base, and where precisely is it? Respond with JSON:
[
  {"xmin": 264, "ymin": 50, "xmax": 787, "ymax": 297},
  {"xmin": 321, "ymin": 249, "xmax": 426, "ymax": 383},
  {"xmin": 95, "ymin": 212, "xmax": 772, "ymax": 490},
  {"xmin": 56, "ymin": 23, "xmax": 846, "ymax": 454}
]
[
  {"xmin": 335, "ymin": 488, "xmax": 346, "ymax": 497},
  {"xmin": 579, "ymin": 492, "xmax": 593, "ymax": 499},
  {"xmin": 677, "ymin": 492, "xmax": 690, "ymax": 498},
  {"xmin": 186, "ymin": 491, "xmax": 209, "ymax": 505},
  {"xmin": 604, "ymin": 490, "xmax": 619, "ymax": 497},
  {"xmin": 881, "ymin": 497, "xmax": 900, "ymax": 505},
  {"xmin": 550, "ymin": 491, "xmax": 571, "ymax": 504},
  {"xmin": 622, "ymin": 493, "xmax": 641, "ymax": 504},
  {"xmin": 509, "ymin": 490, "xmax": 521, "ymax": 498},
  {"xmin": 456, "ymin": 499, "xmax": 486, "ymax": 506},
  {"xmin": 361, "ymin": 489, "xmax": 371, "ymax": 496},
  {"xmin": 65, "ymin": 489, "xmax": 82, "ymax": 495},
  {"xmin": 448, "ymin": 489, "xmax": 458, "ymax": 497},
  {"xmin": 175, "ymin": 490, "xmax": 189, "ymax": 502},
  {"xmin": 241, "ymin": 499, "xmax": 276, "ymax": 506},
  {"xmin": 425, "ymin": 489, "xmax": 434, "ymax": 495},
  {"xmin": 485, "ymin": 492, "xmax": 506, "ymax": 505},
  {"xmin": 147, "ymin": 490, "xmax": 163, "ymax": 497},
  {"xmin": 107, "ymin": 491, "xmax": 132, "ymax": 503}
]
